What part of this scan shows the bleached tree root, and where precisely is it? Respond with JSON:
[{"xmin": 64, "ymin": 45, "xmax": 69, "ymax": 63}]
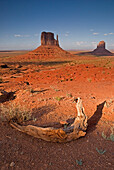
[{"xmin": 10, "ymin": 97, "xmax": 88, "ymax": 142}]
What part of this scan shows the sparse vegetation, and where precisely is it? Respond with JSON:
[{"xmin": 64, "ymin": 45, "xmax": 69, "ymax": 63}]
[
  {"xmin": 55, "ymin": 96, "xmax": 63, "ymax": 102},
  {"xmin": 70, "ymin": 78, "xmax": 73, "ymax": 81},
  {"xmin": 87, "ymin": 78, "xmax": 92, "ymax": 82},
  {"xmin": 50, "ymin": 86, "xmax": 60, "ymax": 92},
  {"xmin": 66, "ymin": 93, "xmax": 72, "ymax": 98},
  {"xmin": 96, "ymin": 148, "xmax": 106, "ymax": 154},
  {"xmin": 76, "ymin": 159, "xmax": 83, "ymax": 166},
  {"xmin": 0, "ymin": 103, "xmax": 32, "ymax": 123},
  {"xmin": 30, "ymin": 88, "xmax": 34, "ymax": 93},
  {"xmin": 102, "ymin": 127, "xmax": 114, "ymax": 142}
]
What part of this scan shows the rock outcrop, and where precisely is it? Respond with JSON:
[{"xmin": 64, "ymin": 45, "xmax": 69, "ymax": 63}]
[
  {"xmin": 77, "ymin": 41, "xmax": 114, "ymax": 56},
  {"xmin": 8, "ymin": 31, "xmax": 73, "ymax": 61},
  {"xmin": 91, "ymin": 41, "xmax": 113, "ymax": 56},
  {"xmin": 41, "ymin": 32, "xmax": 59, "ymax": 46},
  {"xmin": 25, "ymin": 31, "xmax": 72, "ymax": 60}
]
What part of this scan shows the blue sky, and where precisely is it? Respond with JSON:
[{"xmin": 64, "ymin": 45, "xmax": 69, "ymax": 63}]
[{"xmin": 0, "ymin": 0, "xmax": 114, "ymax": 50}]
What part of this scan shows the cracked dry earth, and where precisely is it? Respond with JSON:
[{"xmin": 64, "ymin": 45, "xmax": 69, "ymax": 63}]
[{"xmin": 0, "ymin": 52, "xmax": 114, "ymax": 170}]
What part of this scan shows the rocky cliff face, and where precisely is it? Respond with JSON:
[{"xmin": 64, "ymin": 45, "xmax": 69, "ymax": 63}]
[
  {"xmin": 97, "ymin": 41, "xmax": 105, "ymax": 49},
  {"xmin": 41, "ymin": 32, "xmax": 59, "ymax": 46}
]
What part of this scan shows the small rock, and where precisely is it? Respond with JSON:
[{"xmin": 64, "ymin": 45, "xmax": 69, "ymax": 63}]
[
  {"xmin": 91, "ymin": 96, "xmax": 95, "ymax": 99},
  {"xmin": 108, "ymin": 162, "xmax": 111, "ymax": 165},
  {"xmin": 10, "ymin": 162, "xmax": 15, "ymax": 167},
  {"xmin": 20, "ymin": 151, "xmax": 24, "ymax": 155},
  {"xmin": 24, "ymin": 81, "xmax": 30, "ymax": 85}
]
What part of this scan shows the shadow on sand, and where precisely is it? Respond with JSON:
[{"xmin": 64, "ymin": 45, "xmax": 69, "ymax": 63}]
[
  {"xmin": 87, "ymin": 101, "xmax": 106, "ymax": 133},
  {"xmin": 1, "ymin": 61, "xmax": 71, "ymax": 67},
  {"xmin": 0, "ymin": 91, "xmax": 16, "ymax": 103}
]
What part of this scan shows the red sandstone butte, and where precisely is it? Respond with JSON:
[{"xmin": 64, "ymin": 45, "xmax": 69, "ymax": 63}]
[{"xmin": 91, "ymin": 41, "xmax": 113, "ymax": 56}]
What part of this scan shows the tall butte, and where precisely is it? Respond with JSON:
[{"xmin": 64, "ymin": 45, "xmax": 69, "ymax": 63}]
[
  {"xmin": 78, "ymin": 40, "xmax": 113, "ymax": 56},
  {"xmin": 28, "ymin": 31, "xmax": 72, "ymax": 59},
  {"xmin": 91, "ymin": 41, "xmax": 113, "ymax": 56}
]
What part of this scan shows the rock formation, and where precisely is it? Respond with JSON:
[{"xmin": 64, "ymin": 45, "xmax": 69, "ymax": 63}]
[
  {"xmin": 41, "ymin": 32, "xmax": 59, "ymax": 46},
  {"xmin": 91, "ymin": 41, "xmax": 113, "ymax": 56},
  {"xmin": 10, "ymin": 31, "xmax": 73, "ymax": 61},
  {"xmin": 77, "ymin": 41, "xmax": 114, "ymax": 56},
  {"xmin": 25, "ymin": 31, "xmax": 72, "ymax": 60}
]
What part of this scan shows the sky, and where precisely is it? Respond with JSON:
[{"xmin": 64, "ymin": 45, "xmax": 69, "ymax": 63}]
[{"xmin": 0, "ymin": 0, "xmax": 114, "ymax": 50}]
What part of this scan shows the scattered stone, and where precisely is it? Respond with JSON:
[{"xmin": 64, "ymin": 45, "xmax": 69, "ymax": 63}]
[
  {"xmin": 20, "ymin": 151, "xmax": 24, "ymax": 155},
  {"xmin": 24, "ymin": 81, "xmax": 30, "ymax": 85},
  {"xmin": 10, "ymin": 162, "xmax": 15, "ymax": 167},
  {"xmin": 91, "ymin": 96, "xmax": 95, "ymax": 99}
]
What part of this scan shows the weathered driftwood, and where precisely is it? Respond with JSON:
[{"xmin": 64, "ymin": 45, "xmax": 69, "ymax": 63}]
[{"xmin": 10, "ymin": 97, "xmax": 88, "ymax": 142}]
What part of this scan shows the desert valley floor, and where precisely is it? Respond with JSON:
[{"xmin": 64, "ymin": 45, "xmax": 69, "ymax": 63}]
[{"xmin": 0, "ymin": 50, "xmax": 114, "ymax": 169}]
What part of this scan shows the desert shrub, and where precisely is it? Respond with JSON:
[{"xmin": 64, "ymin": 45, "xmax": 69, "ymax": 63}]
[
  {"xmin": 55, "ymin": 96, "xmax": 63, "ymax": 102},
  {"xmin": 30, "ymin": 88, "xmax": 34, "ymax": 93},
  {"xmin": 76, "ymin": 159, "xmax": 83, "ymax": 166},
  {"xmin": 66, "ymin": 93, "xmax": 72, "ymax": 98},
  {"xmin": 70, "ymin": 78, "xmax": 73, "ymax": 81},
  {"xmin": 87, "ymin": 78, "xmax": 92, "ymax": 82},
  {"xmin": 102, "ymin": 126, "xmax": 114, "ymax": 142},
  {"xmin": 96, "ymin": 148, "xmax": 106, "ymax": 154},
  {"xmin": 0, "ymin": 103, "xmax": 32, "ymax": 123}
]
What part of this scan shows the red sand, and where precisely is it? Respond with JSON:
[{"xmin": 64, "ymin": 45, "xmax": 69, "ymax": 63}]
[{"xmin": 0, "ymin": 51, "xmax": 114, "ymax": 169}]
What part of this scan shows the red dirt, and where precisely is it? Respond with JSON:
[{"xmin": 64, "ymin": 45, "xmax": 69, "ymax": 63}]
[{"xmin": 0, "ymin": 51, "xmax": 114, "ymax": 169}]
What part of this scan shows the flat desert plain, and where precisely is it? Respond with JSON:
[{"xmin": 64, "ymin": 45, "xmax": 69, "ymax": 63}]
[{"xmin": 0, "ymin": 50, "xmax": 114, "ymax": 169}]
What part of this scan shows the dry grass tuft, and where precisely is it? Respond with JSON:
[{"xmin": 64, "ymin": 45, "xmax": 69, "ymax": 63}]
[{"xmin": 0, "ymin": 102, "xmax": 32, "ymax": 123}]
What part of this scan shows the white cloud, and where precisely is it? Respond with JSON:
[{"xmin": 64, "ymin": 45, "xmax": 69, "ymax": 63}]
[
  {"xmin": 64, "ymin": 32, "xmax": 70, "ymax": 37},
  {"xmin": 14, "ymin": 34, "xmax": 22, "ymax": 37},
  {"xmin": 91, "ymin": 41, "xmax": 97, "ymax": 47},
  {"xmin": 65, "ymin": 33, "xmax": 69, "ymax": 37},
  {"xmin": 102, "ymin": 32, "xmax": 114, "ymax": 36},
  {"xmin": 34, "ymin": 34, "xmax": 39, "ymax": 37},
  {"xmin": 14, "ymin": 34, "xmax": 30, "ymax": 38},
  {"xmin": 24, "ymin": 35, "xmax": 30, "ymax": 37},
  {"xmin": 74, "ymin": 41, "xmax": 87, "ymax": 46},
  {"xmin": 90, "ymin": 29, "xmax": 94, "ymax": 32},
  {"xmin": 91, "ymin": 41, "xmax": 97, "ymax": 45},
  {"xmin": 109, "ymin": 32, "xmax": 114, "ymax": 35},
  {"xmin": 93, "ymin": 32, "xmax": 99, "ymax": 35}
]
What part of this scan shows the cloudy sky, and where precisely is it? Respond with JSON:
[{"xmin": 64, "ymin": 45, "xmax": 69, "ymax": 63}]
[{"xmin": 0, "ymin": 0, "xmax": 114, "ymax": 50}]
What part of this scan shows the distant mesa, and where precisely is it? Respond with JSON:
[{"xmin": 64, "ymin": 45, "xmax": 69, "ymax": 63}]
[
  {"xmin": 91, "ymin": 41, "xmax": 113, "ymax": 56},
  {"xmin": 78, "ymin": 41, "xmax": 114, "ymax": 56}
]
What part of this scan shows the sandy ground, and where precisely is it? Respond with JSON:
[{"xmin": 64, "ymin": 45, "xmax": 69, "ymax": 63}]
[{"xmin": 0, "ymin": 51, "xmax": 114, "ymax": 169}]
